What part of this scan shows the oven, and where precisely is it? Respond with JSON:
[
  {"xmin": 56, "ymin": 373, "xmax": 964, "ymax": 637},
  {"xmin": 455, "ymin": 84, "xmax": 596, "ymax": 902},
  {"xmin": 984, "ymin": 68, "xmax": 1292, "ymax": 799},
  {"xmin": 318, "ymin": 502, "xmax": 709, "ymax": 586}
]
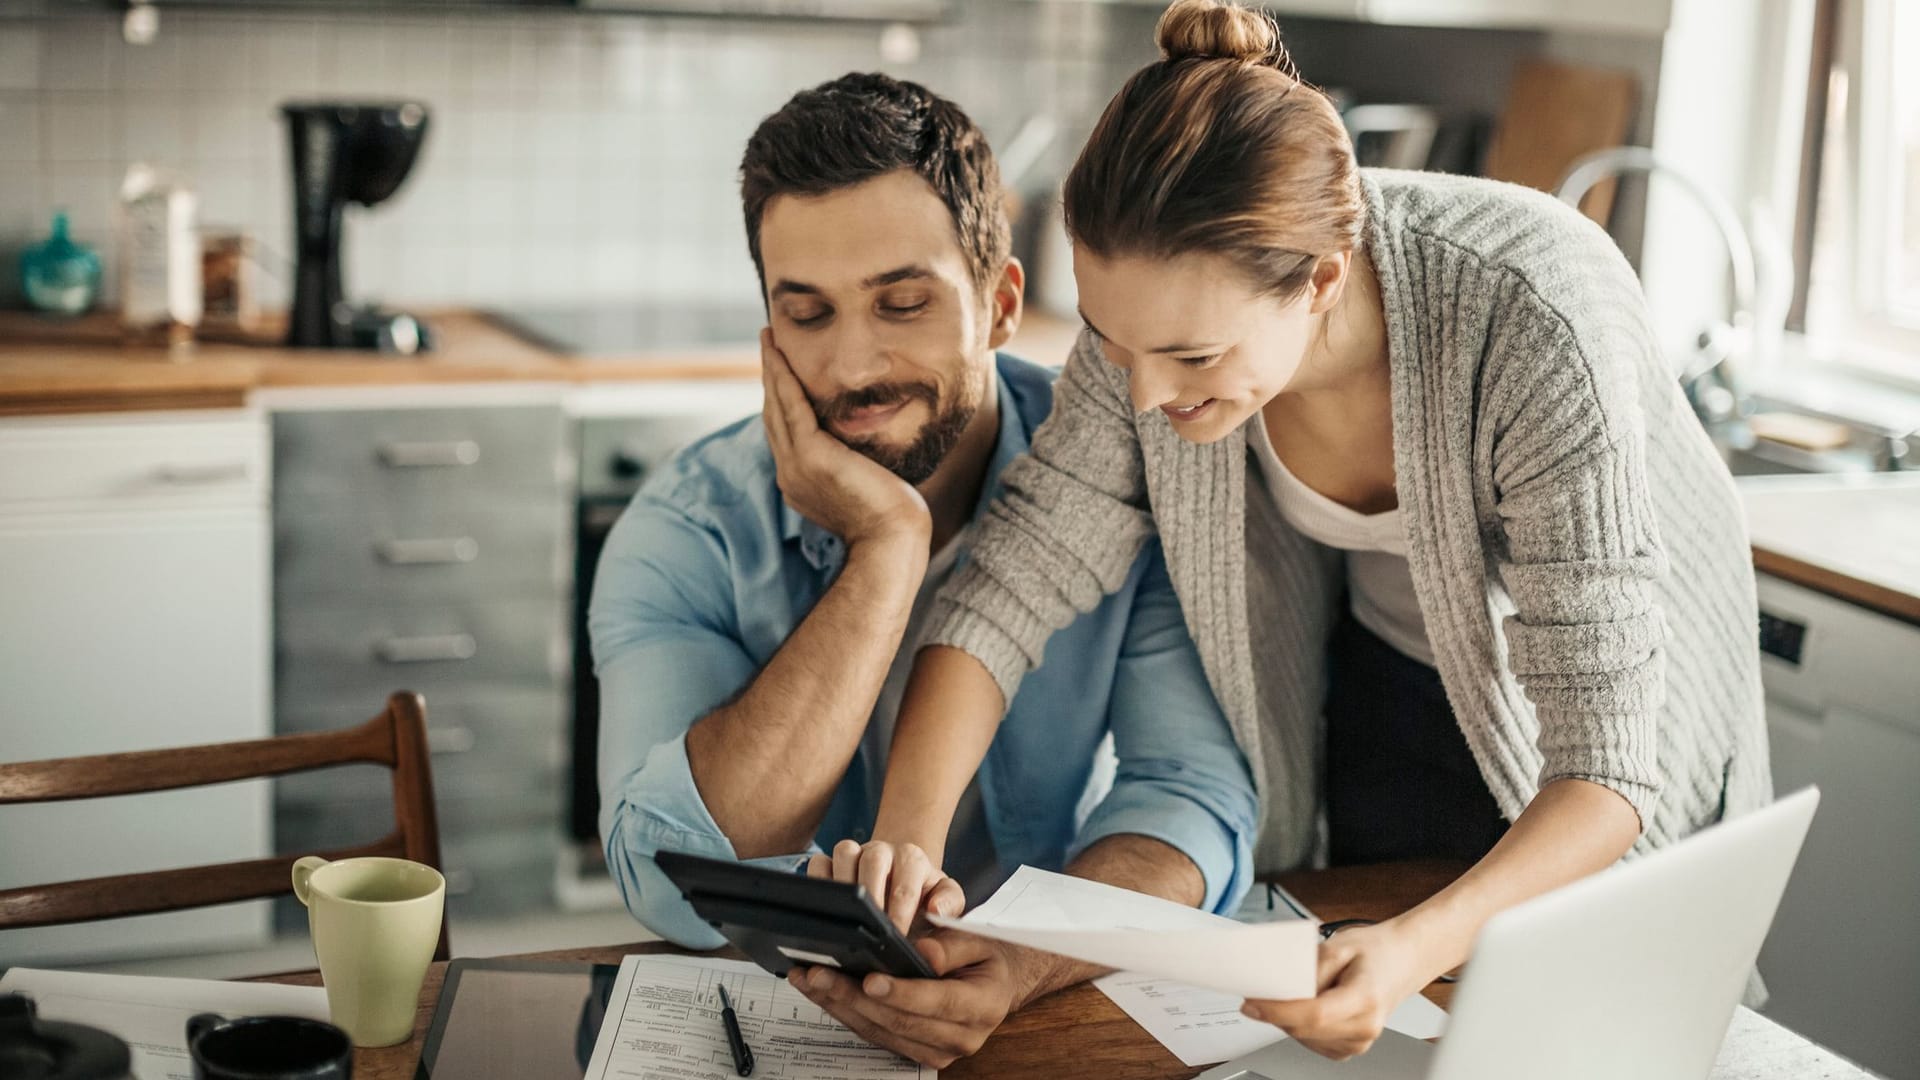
[{"xmin": 562, "ymin": 394, "xmax": 761, "ymax": 906}]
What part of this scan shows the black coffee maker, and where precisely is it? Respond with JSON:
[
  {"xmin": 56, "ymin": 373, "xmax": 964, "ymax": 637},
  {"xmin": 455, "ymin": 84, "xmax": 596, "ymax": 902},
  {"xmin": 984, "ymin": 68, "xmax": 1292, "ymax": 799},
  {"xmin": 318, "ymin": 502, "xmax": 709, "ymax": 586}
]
[{"xmin": 282, "ymin": 101, "xmax": 433, "ymax": 353}]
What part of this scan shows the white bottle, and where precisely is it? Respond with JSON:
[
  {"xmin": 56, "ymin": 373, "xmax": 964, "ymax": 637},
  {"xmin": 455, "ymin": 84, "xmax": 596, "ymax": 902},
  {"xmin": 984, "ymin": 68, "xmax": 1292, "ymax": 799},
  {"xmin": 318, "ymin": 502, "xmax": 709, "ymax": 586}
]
[{"xmin": 119, "ymin": 163, "xmax": 203, "ymax": 348}]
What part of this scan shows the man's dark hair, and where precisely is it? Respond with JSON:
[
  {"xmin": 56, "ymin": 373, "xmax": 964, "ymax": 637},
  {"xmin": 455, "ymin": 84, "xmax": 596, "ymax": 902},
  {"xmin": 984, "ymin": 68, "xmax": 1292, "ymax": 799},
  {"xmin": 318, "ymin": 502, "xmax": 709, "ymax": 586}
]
[{"xmin": 740, "ymin": 72, "xmax": 1010, "ymax": 291}]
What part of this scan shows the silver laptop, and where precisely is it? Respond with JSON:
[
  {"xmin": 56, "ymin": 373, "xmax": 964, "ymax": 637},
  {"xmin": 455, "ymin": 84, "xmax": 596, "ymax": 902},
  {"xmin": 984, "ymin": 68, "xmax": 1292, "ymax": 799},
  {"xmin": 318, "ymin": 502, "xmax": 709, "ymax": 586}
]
[{"xmin": 1200, "ymin": 787, "xmax": 1821, "ymax": 1080}]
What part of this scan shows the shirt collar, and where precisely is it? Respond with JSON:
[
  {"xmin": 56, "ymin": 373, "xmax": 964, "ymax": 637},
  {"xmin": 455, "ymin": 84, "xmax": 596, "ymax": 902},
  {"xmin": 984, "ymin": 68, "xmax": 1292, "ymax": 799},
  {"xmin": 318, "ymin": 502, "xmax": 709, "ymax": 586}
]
[{"xmin": 781, "ymin": 354, "xmax": 1026, "ymax": 570}]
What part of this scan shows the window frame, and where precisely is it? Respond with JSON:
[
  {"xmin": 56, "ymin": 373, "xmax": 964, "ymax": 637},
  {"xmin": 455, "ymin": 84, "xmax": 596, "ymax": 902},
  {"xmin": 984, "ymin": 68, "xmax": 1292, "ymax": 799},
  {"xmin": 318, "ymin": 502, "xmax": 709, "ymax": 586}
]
[{"xmin": 1796, "ymin": 0, "xmax": 1920, "ymax": 383}]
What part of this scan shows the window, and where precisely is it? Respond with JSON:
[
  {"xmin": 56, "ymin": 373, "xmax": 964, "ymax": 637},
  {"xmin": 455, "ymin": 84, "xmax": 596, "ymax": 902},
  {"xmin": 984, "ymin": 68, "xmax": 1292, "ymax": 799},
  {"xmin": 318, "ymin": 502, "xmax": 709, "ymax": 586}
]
[
  {"xmin": 1800, "ymin": 0, "xmax": 1920, "ymax": 368},
  {"xmin": 1884, "ymin": 1, "xmax": 1920, "ymax": 322}
]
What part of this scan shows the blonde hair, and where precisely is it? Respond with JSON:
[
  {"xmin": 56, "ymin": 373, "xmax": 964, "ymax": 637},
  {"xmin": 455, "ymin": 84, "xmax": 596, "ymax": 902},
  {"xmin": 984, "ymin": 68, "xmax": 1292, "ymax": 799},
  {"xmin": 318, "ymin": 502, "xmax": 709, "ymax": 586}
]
[{"xmin": 1063, "ymin": 0, "xmax": 1364, "ymax": 298}]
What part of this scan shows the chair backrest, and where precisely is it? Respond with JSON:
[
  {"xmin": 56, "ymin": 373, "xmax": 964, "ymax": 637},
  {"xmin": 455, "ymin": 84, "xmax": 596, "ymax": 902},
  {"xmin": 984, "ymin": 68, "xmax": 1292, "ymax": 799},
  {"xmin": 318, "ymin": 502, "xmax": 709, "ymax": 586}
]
[{"xmin": 0, "ymin": 692, "xmax": 450, "ymax": 962}]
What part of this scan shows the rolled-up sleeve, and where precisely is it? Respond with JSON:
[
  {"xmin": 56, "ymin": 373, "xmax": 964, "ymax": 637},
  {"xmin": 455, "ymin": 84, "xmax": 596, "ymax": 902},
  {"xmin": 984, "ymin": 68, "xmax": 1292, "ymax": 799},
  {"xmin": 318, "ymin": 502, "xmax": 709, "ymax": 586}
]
[
  {"xmin": 930, "ymin": 330, "xmax": 1158, "ymax": 703},
  {"xmin": 589, "ymin": 495, "xmax": 805, "ymax": 946},
  {"xmin": 1488, "ymin": 282, "xmax": 1670, "ymax": 831},
  {"xmin": 1069, "ymin": 547, "xmax": 1258, "ymax": 914}
]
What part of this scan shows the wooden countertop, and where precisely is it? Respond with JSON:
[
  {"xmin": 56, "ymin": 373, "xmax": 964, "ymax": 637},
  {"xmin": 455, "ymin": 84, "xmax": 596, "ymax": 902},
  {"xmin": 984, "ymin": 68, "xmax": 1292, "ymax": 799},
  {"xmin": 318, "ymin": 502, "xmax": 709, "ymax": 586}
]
[
  {"xmin": 0, "ymin": 310, "xmax": 762, "ymax": 416},
  {"xmin": 0, "ymin": 309, "xmax": 1089, "ymax": 417},
  {"xmin": 1743, "ymin": 474, "xmax": 1920, "ymax": 626}
]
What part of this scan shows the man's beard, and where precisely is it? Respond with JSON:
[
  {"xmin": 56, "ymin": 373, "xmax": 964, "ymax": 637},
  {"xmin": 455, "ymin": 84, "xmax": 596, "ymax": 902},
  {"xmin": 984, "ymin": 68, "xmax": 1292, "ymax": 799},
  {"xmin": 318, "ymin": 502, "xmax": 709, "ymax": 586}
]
[{"xmin": 816, "ymin": 378, "xmax": 981, "ymax": 487}]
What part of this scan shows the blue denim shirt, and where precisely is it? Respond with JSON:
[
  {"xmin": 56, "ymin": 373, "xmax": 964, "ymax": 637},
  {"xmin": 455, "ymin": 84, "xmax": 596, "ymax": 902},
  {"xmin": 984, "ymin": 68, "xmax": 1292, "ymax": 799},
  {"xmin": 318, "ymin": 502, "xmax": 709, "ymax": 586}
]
[{"xmin": 589, "ymin": 352, "xmax": 1257, "ymax": 947}]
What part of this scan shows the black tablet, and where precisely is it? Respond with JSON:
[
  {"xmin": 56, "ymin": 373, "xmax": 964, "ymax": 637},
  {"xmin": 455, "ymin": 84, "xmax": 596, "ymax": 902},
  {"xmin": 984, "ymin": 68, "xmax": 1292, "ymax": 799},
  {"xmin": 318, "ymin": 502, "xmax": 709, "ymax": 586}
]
[
  {"xmin": 415, "ymin": 959, "xmax": 620, "ymax": 1080},
  {"xmin": 654, "ymin": 849, "xmax": 939, "ymax": 980}
]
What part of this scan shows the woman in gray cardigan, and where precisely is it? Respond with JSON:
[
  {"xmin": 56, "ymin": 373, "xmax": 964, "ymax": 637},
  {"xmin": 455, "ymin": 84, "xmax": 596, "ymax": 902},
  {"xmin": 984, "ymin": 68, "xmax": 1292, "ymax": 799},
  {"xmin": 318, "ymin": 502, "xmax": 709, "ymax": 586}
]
[{"xmin": 821, "ymin": 0, "xmax": 1770, "ymax": 1059}]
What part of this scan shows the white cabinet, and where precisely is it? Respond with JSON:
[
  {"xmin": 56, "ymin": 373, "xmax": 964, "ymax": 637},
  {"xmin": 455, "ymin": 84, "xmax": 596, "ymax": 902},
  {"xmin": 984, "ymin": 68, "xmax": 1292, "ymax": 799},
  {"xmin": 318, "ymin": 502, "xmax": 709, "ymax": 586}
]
[
  {"xmin": 1310, "ymin": 0, "xmax": 1671, "ymax": 35},
  {"xmin": 1085, "ymin": 0, "xmax": 1674, "ymax": 35},
  {"xmin": 1755, "ymin": 574, "xmax": 1920, "ymax": 1080},
  {"xmin": 0, "ymin": 409, "xmax": 273, "ymax": 966}
]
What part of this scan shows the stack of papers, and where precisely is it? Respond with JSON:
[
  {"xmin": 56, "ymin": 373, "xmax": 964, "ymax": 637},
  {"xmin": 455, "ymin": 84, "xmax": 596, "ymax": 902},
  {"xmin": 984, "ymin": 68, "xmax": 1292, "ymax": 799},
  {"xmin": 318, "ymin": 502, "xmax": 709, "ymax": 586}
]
[{"xmin": 936, "ymin": 867, "xmax": 1448, "ymax": 1067}]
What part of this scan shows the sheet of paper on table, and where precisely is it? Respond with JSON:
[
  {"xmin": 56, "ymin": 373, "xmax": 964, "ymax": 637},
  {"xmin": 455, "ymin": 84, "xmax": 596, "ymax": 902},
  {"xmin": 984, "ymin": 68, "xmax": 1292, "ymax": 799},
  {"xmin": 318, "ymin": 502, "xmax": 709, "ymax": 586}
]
[
  {"xmin": 1095, "ymin": 970, "xmax": 1450, "ymax": 1067},
  {"xmin": 941, "ymin": 867, "xmax": 1449, "ymax": 1068},
  {"xmin": 0, "ymin": 967, "xmax": 331, "ymax": 1080},
  {"xmin": 580, "ymin": 953, "xmax": 933, "ymax": 1080}
]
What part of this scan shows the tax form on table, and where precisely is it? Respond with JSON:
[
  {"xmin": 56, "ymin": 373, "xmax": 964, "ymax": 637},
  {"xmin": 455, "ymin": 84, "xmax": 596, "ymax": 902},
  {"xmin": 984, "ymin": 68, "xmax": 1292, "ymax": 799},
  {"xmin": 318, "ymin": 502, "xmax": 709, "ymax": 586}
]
[{"xmin": 581, "ymin": 953, "xmax": 933, "ymax": 1080}]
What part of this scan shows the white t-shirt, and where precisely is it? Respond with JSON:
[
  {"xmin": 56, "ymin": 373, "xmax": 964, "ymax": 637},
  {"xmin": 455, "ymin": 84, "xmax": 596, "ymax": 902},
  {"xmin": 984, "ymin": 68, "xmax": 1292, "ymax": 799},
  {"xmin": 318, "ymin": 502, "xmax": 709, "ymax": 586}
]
[
  {"xmin": 859, "ymin": 535, "xmax": 1001, "ymax": 904},
  {"xmin": 1247, "ymin": 415, "xmax": 1435, "ymax": 667}
]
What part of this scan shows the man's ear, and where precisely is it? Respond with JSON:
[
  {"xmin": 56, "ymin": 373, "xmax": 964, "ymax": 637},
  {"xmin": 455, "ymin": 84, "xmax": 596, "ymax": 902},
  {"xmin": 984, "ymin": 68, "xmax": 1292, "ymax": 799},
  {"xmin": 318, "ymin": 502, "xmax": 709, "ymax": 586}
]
[{"xmin": 986, "ymin": 258, "xmax": 1026, "ymax": 351}]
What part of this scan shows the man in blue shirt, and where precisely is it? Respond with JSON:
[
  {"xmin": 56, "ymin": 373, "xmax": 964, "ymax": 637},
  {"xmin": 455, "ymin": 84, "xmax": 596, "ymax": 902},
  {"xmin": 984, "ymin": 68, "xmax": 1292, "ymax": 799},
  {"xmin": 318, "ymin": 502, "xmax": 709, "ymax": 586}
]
[{"xmin": 589, "ymin": 72, "xmax": 1257, "ymax": 1069}]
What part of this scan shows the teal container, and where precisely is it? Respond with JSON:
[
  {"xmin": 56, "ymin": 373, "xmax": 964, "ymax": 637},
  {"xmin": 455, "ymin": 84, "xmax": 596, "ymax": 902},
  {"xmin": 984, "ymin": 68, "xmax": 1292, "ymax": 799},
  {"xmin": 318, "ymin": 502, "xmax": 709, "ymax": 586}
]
[{"xmin": 20, "ymin": 211, "xmax": 102, "ymax": 316}]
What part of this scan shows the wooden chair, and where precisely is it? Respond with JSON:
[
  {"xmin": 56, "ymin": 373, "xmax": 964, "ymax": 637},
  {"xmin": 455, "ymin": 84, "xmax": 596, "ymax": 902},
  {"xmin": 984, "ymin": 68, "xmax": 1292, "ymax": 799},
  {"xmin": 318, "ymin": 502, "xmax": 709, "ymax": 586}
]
[{"xmin": 0, "ymin": 691, "xmax": 451, "ymax": 961}]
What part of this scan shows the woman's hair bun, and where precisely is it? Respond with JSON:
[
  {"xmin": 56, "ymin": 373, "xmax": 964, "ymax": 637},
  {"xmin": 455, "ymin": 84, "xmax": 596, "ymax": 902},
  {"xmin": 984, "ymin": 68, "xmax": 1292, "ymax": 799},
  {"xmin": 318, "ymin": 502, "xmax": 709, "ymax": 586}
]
[{"xmin": 1156, "ymin": 0, "xmax": 1286, "ymax": 68}]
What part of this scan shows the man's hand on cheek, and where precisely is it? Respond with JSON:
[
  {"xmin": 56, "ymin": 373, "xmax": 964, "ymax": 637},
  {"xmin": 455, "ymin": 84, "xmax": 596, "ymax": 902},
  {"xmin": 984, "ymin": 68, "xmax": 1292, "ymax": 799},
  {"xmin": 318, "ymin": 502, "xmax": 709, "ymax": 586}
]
[
  {"xmin": 785, "ymin": 932, "xmax": 1025, "ymax": 1070},
  {"xmin": 760, "ymin": 329, "xmax": 931, "ymax": 551}
]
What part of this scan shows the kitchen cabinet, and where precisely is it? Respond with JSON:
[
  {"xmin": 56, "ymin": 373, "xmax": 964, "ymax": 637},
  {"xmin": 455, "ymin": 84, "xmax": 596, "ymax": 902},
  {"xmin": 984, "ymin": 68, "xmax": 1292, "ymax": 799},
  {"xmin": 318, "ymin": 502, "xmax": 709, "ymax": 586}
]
[
  {"xmin": 0, "ymin": 409, "xmax": 273, "ymax": 966},
  {"xmin": 139, "ymin": 0, "xmax": 950, "ymax": 20},
  {"xmin": 268, "ymin": 401, "xmax": 570, "ymax": 929},
  {"xmin": 1082, "ymin": 0, "xmax": 1673, "ymax": 35},
  {"xmin": 1361, "ymin": 0, "xmax": 1670, "ymax": 34}
]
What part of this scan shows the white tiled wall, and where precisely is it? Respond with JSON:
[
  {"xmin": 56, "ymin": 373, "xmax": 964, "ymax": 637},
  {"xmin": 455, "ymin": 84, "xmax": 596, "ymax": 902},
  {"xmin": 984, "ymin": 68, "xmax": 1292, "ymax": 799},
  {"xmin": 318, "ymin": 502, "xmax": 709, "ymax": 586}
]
[{"xmin": 0, "ymin": 1, "xmax": 1134, "ymax": 310}]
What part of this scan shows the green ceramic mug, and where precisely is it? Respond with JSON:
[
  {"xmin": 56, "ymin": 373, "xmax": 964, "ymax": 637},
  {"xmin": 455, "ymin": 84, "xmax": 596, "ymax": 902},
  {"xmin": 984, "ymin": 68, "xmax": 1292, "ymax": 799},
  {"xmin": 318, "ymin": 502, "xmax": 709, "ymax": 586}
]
[{"xmin": 292, "ymin": 855, "xmax": 445, "ymax": 1048}]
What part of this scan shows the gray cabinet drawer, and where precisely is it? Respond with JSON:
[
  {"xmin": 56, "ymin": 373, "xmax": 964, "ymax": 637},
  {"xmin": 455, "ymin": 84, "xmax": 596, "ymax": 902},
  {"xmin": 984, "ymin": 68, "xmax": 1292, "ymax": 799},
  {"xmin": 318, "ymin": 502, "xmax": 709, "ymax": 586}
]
[
  {"xmin": 276, "ymin": 598, "xmax": 565, "ymax": 707},
  {"xmin": 436, "ymin": 829, "xmax": 559, "ymax": 917},
  {"xmin": 275, "ymin": 690, "xmax": 564, "ymax": 809},
  {"xmin": 272, "ymin": 822, "xmax": 556, "ymax": 930},
  {"xmin": 275, "ymin": 501, "xmax": 566, "ymax": 605},
  {"xmin": 273, "ymin": 405, "xmax": 567, "ymax": 502},
  {"xmin": 276, "ymin": 784, "xmax": 556, "ymax": 848}
]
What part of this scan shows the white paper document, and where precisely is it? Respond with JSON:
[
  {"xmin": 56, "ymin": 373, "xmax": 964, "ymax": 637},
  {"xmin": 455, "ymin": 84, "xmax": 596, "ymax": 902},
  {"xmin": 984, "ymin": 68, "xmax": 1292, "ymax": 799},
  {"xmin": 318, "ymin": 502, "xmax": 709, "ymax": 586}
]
[
  {"xmin": 0, "ymin": 968, "xmax": 331, "ymax": 1080},
  {"xmin": 929, "ymin": 865, "xmax": 1320, "ymax": 1000},
  {"xmin": 1095, "ymin": 970, "xmax": 1450, "ymax": 1067},
  {"xmin": 581, "ymin": 953, "xmax": 933, "ymax": 1080},
  {"xmin": 939, "ymin": 867, "xmax": 1448, "ymax": 1068}
]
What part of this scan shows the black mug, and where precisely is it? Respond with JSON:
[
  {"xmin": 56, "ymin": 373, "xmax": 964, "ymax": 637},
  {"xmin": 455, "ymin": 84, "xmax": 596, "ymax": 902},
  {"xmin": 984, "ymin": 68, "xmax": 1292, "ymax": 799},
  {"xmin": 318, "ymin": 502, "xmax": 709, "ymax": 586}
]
[{"xmin": 185, "ymin": 1014, "xmax": 352, "ymax": 1080}]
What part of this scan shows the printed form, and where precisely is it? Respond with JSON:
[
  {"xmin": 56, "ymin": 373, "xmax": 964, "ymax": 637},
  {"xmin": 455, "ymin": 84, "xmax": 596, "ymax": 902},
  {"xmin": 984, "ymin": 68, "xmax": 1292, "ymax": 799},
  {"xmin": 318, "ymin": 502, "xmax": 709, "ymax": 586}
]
[{"xmin": 581, "ymin": 953, "xmax": 933, "ymax": 1080}]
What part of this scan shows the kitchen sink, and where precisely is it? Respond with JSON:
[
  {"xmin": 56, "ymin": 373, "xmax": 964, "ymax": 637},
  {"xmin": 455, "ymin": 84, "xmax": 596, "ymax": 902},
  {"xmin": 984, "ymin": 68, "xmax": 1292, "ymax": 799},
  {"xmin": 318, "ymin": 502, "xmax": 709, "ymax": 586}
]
[
  {"xmin": 1712, "ymin": 410, "xmax": 1909, "ymax": 477},
  {"xmin": 1719, "ymin": 442, "xmax": 1875, "ymax": 477}
]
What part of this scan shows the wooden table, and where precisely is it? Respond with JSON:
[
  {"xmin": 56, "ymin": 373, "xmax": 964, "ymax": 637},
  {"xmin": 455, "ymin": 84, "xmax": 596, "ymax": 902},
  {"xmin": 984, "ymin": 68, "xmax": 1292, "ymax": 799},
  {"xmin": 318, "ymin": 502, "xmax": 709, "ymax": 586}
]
[{"xmin": 257, "ymin": 862, "xmax": 1467, "ymax": 1080}]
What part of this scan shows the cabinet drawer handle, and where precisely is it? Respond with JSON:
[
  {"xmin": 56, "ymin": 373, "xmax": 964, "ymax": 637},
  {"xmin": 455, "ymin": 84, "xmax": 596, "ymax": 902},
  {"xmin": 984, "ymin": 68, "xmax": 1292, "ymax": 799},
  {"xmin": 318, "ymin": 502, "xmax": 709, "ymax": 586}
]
[
  {"xmin": 377, "ymin": 440, "xmax": 480, "ymax": 468},
  {"xmin": 153, "ymin": 462, "xmax": 252, "ymax": 485},
  {"xmin": 427, "ymin": 725, "xmax": 476, "ymax": 754},
  {"xmin": 375, "ymin": 633, "xmax": 477, "ymax": 664},
  {"xmin": 376, "ymin": 537, "xmax": 479, "ymax": 565}
]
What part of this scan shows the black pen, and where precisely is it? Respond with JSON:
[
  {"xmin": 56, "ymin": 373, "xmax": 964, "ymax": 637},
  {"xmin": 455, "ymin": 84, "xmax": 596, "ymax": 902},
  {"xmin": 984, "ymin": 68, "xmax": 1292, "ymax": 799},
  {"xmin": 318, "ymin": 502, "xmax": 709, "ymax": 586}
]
[{"xmin": 717, "ymin": 984, "xmax": 754, "ymax": 1077}]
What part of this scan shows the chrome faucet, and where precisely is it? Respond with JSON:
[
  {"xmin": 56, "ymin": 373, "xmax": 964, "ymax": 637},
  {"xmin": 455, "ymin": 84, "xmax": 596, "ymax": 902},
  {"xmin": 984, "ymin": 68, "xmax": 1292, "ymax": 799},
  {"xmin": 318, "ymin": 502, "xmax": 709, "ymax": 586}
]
[{"xmin": 1555, "ymin": 146, "xmax": 1763, "ymax": 427}]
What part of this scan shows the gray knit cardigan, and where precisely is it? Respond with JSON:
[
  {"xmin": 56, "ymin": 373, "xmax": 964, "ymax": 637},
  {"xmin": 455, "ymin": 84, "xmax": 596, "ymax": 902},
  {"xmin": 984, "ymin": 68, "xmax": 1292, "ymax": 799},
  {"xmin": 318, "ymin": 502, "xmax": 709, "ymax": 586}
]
[{"xmin": 928, "ymin": 169, "xmax": 1772, "ymax": 875}]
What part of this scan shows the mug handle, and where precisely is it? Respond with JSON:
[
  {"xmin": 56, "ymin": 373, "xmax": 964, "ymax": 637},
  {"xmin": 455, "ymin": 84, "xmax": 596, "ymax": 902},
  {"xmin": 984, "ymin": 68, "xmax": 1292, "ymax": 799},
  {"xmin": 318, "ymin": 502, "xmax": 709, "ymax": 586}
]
[
  {"xmin": 187, "ymin": 1012, "xmax": 225, "ymax": 1045},
  {"xmin": 292, "ymin": 855, "xmax": 329, "ymax": 906}
]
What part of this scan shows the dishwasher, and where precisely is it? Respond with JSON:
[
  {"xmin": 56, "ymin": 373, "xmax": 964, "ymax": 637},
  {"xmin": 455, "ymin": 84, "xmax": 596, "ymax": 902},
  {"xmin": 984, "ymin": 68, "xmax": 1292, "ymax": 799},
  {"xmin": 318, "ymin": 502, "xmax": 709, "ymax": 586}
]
[{"xmin": 1755, "ymin": 572, "xmax": 1920, "ymax": 1079}]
